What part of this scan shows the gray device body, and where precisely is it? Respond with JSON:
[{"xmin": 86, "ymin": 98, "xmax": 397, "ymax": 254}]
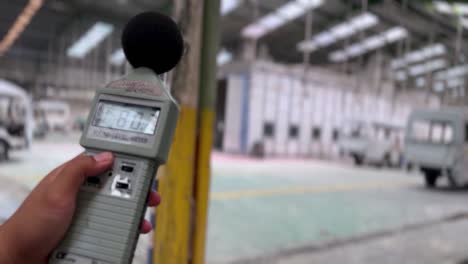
[{"xmin": 49, "ymin": 67, "xmax": 179, "ymax": 264}]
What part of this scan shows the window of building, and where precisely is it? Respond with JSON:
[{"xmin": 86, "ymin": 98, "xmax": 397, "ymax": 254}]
[
  {"xmin": 264, "ymin": 122, "xmax": 274, "ymax": 137},
  {"xmin": 312, "ymin": 127, "xmax": 321, "ymax": 140},
  {"xmin": 289, "ymin": 125, "xmax": 299, "ymax": 139},
  {"xmin": 332, "ymin": 128, "xmax": 340, "ymax": 141}
]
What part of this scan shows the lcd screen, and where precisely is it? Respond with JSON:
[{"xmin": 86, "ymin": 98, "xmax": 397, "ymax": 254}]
[{"xmin": 92, "ymin": 100, "xmax": 160, "ymax": 135}]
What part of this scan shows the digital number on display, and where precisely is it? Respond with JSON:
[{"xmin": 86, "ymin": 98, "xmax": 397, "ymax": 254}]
[{"xmin": 92, "ymin": 100, "xmax": 160, "ymax": 135}]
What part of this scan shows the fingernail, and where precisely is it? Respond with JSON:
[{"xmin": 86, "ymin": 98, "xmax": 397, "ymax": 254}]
[{"xmin": 94, "ymin": 152, "xmax": 113, "ymax": 163}]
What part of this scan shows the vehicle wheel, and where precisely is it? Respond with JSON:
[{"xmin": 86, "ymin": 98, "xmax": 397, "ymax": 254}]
[
  {"xmin": 424, "ymin": 173, "xmax": 438, "ymax": 188},
  {"xmin": 447, "ymin": 170, "xmax": 459, "ymax": 188},
  {"xmin": 406, "ymin": 162, "xmax": 413, "ymax": 172},
  {"xmin": 0, "ymin": 141, "xmax": 9, "ymax": 161},
  {"xmin": 383, "ymin": 154, "xmax": 392, "ymax": 168},
  {"xmin": 353, "ymin": 155, "xmax": 363, "ymax": 166}
]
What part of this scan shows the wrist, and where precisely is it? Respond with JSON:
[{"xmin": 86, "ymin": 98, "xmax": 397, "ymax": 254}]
[{"xmin": 0, "ymin": 226, "xmax": 16, "ymax": 264}]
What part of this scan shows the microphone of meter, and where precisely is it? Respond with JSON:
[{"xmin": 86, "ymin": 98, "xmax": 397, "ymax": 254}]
[
  {"xmin": 49, "ymin": 11, "xmax": 183, "ymax": 264},
  {"xmin": 122, "ymin": 11, "xmax": 184, "ymax": 74}
]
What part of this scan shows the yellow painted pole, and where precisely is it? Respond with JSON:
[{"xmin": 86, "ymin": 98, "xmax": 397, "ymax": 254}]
[
  {"xmin": 192, "ymin": 0, "xmax": 220, "ymax": 263},
  {"xmin": 153, "ymin": 0, "xmax": 205, "ymax": 263}
]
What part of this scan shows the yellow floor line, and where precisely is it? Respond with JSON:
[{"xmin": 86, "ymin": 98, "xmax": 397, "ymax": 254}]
[{"xmin": 211, "ymin": 180, "xmax": 416, "ymax": 200}]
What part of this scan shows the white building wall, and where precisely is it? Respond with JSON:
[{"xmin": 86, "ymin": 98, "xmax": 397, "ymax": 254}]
[
  {"xmin": 275, "ymin": 76, "xmax": 290, "ymax": 155},
  {"xmin": 287, "ymin": 78, "xmax": 302, "ymax": 156},
  {"xmin": 310, "ymin": 86, "xmax": 323, "ymax": 157},
  {"xmin": 222, "ymin": 75, "xmax": 244, "ymax": 153},
  {"xmin": 299, "ymin": 95, "xmax": 313, "ymax": 156},
  {"xmin": 221, "ymin": 61, "xmax": 440, "ymax": 157},
  {"xmin": 247, "ymin": 71, "xmax": 265, "ymax": 151},
  {"xmin": 263, "ymin": 73, "xmax": 279, "ymax": 155}
]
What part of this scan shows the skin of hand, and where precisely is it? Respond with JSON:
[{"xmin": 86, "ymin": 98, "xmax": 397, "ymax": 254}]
[{"xmin": 0, "ymin": 152, "xmax": 161, "ymax": 264}]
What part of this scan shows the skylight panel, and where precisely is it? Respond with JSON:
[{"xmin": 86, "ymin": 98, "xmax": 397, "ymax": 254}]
[
  {"xmin": 452, "ymin": 65, "xmax": 468, "ymax": 76},
  {"xmin": 241, "ymin": 0, "xmax": 323, "ymax": 39},
  {"xmin": 384, "ymin": 27, "xmax": 408, "ymax": 43},
  {"xmin": 447, "ymin": 77, "xmax": 464, "ymax": 88},
  {"xmin": 67, "ymin": 22, "xmax": 114, "ymax": 58},
  {"xmin": 433, "ymin": 1, "xmax": 453, "ymax": 14},
  {"xmin": 259, "ymin": 14, "xmax": 285, "ymax": 30},
  {"xmin": 409, "ymin": 64, "xmax": 426, "ymax": 76},
  {"xmin": 454, "ymin": 3, "xmax": 468, "ymax": 15},
  {"xmin": 329, "ymin": 50, "xmax": 347, "ymax": 62},
  {"xmin": 405, "ymin": 51, "xmax": 425, "ymax": 64},
  {"xmin": 277, "ymin": 2, "xmax": 303, "ymax": 20},
  {"xmin": 460, "ymin": 17, "xmax": 468, "ymax": 29},
  {"xmin": 391, "ymin": 59, "xmax": 405, "ymax": 69},
  {"xmin": 428, "ymin": 59, "xmax": 446, "ymax": 71},
  {"xmin": 362, "ymin": 35, "xmax": 385, "ymax": 50},
  {"xmin": 69, "ymin": 23, "xmax": 113, "ymax": 58},
  {"xmin": 221, "ymin": 0, "xmax": 241, "ymax": 15},
  {"xmin": 435, "ymin": 64, "xmax": 468, "ymax": 80},
  {"xmin": 426, "ymin": 43, "xmax": 446, "ymax": 56},
  {"xmin": 327, "ymin": 26, "xmax": 408, "ymax": 62},
  {"xmin": 330, "ymin": 24, "xmax": 355, "ymax": 39},
  {"xmin": 350, "ymin": 12, "xmax": 378, "ymax": 31},
  {"xmin": 242, "ymin": 25, "xmax": 267, "ymax": 39},
  {"xmin": 297, "ymin": 12, "xmax": 379, "ymax": 52},
  {"xmin": 408, "ymin": 59, "xmax": 446, "ymax": 77},
  {"xmin": 391, "ymin": 43, "xmax": 446, "ymax": 69},
  {"xmin": 433, "ymin": 1, "xmax": 468, "ymax": 16},
  {"xmin": 314, "ymin": 31, "xmax": 336, "ymax": 46},
  {"xmin": 346, "ymin": 43, "xmax": 365, "ymax": 57},
  {"xmin": 297, "ymin": 41, "xmax": 318, "ymax": 52},
  {"xmin": 296, "ymin": 0, "xmax": 323, "ymax": 9}
]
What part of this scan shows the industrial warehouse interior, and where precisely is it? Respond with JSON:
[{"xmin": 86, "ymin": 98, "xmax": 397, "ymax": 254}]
[{"xmin": 2, "ymin": 0, "xmax": 468, "ymax": 263}]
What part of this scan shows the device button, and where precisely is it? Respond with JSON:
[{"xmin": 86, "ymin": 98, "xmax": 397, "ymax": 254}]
[
  {"xmin": 121, "ymin": 165, "xmax": 134, "ymax": 173},
  {"xmin": 86, "ymin": 176, "xmax": 101, "ymax": 186},
  {"xmin": 116, "ymin": 181, "xmax": 130, "ymax": 189}
]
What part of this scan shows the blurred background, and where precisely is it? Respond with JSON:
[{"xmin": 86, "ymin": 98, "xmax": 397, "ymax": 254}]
[{"xmin": 2, "ymin": 0, "xmax": 468, "ymax": 263}]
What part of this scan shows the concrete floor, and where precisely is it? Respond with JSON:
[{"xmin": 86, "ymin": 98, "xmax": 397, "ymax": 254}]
[
  {"xmin": 207, "ymin": 154, "xmax": 468, "ymax": 264},
  {"xmin": 2, "ymin": 134, "xmax": 468, "ymax": 264},
  {"xmin": 242, "ymin": 217, "xmax": 468, "ymax": 264}
]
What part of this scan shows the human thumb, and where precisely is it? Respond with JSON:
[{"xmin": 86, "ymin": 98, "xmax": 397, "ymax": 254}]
[{"xmin": 51, "ymin": 152, "xmax": 114, "ymax": 198}]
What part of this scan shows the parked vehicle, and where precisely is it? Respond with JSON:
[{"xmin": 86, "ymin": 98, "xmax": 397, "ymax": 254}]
[
  {"xmin": 0, "ymin": 79, "xmax": 33, "ymax": 161},
  {"xmin": 339, "ymin": 120, "xmax": 403, "ymax": 167},
  {"xmin": 35, "ymin": 100, "xmax": 71, "ymax": 132},
  {"xmin": 33, "ymin": 107, "xmax": 47, "ymax": 138},
  {"xmin": 405, "ymin": 108, "xmax": 467, "ymax": 188}
]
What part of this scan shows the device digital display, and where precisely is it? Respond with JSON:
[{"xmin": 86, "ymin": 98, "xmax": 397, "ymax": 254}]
[{"xmin": 92, "ymin": 100, "xmax": 160, "ymax": 135}]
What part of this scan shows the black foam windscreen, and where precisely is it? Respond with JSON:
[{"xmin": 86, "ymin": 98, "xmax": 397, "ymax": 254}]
[{"xmin": 122, "ymin": 11, "xmax": 184, "ymax": 74}]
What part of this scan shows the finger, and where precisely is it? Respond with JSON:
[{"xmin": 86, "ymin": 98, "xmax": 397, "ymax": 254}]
[
  {"xmin": 140, "ymin": 220, "xmax": 152, "ymax": 234},
  {"xmin": 147, "ymin": 191, "xmax": 161, "ymax": 207},
  {"xmin": 52, "ymin": 152, "xmax": 114, "ymax": 197},
  {"xmin": 35, "ymin": 164, "xmax": 66, "ymax": 189}
]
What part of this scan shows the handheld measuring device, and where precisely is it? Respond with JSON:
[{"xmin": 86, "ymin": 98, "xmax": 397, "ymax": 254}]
[{"xmin": 50, "ymin": 12, "xmax": 184, "ymax": 264}]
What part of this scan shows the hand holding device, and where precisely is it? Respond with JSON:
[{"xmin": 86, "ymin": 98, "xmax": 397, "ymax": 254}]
[{"xmin": 49, "ymin": 11, "xmax": 183, "ymax": 264}]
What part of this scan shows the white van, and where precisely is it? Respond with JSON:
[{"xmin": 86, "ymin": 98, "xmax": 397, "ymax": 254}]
[
  {"xmin": 339, "ymin": 120, "xmax": 403, "ymax": 167},
  {"xmin": 0, "ymin": 80, "xmax": 33, "ymax": 160},
  {"xmin": 405, "ymin": 108, "xmax": 468, "ymax": 188},
  {"xmin": 35, "ymin": 100, "xmax": 71, "ymax": 132}
]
